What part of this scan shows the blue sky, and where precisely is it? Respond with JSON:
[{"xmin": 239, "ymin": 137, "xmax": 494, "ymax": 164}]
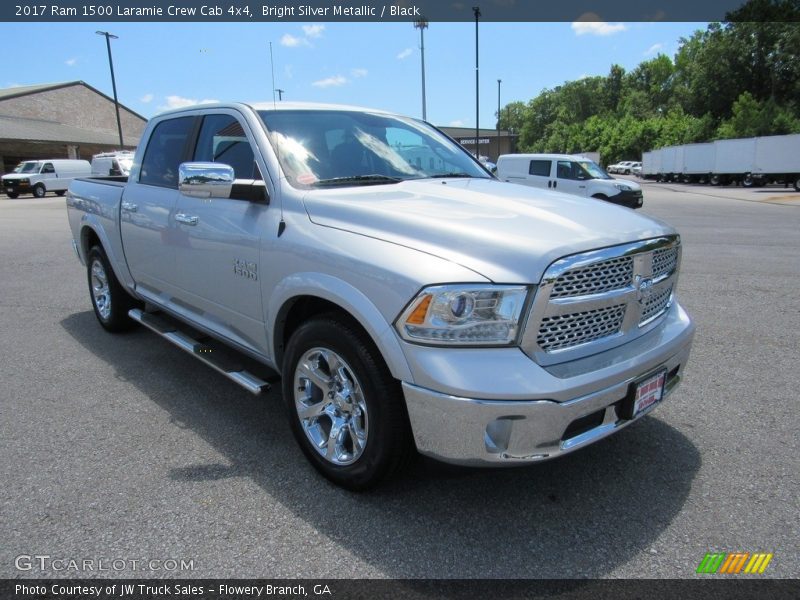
[{"xmin": 1, "ymin": 21, "xmax": 706, "ymax": 127}]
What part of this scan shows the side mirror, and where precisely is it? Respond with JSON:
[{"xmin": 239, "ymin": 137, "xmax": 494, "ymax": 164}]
[{"xmin": 179, "ymin": 162, "xmax": 235, "ymax": 198}]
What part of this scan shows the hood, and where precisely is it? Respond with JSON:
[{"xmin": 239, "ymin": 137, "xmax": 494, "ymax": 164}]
[
  {"xmin": 303, "ymin": 178, "xmax": 674, "ymax": 283},
  {"xmin": 612, "ymin": 177, "xmax": 641, "ymax": 190}
]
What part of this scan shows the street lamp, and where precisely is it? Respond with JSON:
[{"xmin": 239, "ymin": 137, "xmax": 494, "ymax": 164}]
[
  {"xmin": 413, "ymin": 18, "xmax": 429, "ymax": 121},
  {"xmin": 473, "ymin": 6, "xmax": 481, "ymax": 159},
  {"xmin": 497, "ymin": 79, "xmax": 501, "ymax": 161},
  {"xmin": 275, "ymin": 88, "xmax": 285, "ymax": 101},
  {"xmin": 96, "ymin": 31, "xmax": 124, "ymax": 149}
]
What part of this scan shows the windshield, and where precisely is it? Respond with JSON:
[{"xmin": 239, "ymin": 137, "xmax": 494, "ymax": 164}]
[
  {"xmin": 18, "ymin": 161, "xmax": 40, "ymax": 174},
  {"xmin": 258, "ymin": 109, "xmax": 491, "ymax": 188},
  {"xmin": 578, "ymin": 160, "xmax": 612, "ymax": 180}
]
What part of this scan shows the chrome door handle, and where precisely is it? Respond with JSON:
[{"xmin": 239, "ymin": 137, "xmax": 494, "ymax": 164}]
[
  {"xmin": 175, "ymin": 213, "xmax": 198, "ymax": 226},
  {"xmin": 578, "ymin": 185, "xmax": 586, "ymax": 189},
  {"xmin": 121, "ymin": 202, "xmax": 138, "ymax": 212}
]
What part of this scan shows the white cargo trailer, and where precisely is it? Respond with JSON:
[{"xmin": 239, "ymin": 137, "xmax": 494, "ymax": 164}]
[
  {"xmin": 659, "ymin": 146, "xmax": 683, "ymax": 181},
  {"xmin": 751, "ymin": 134, "xmax": 800, "ymax": 189},
  {"xmin": 711, "ymin": 137, "xmax": 756, "ymax": 185},
  {"xmin": 681, "ymin": 143, "xmax": 715, "ymax": 182},
  {"xmin": 642, "ymin": 150, "xmax": 662, "ymax": 180}
]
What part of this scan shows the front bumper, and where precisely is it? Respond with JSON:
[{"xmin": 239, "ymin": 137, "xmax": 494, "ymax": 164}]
[
  {"xmin": 401, "ymin": 302, "xmax": 694, "ymax": 466},
  {"xmin": 609, "ymin": 189, "xmax": 643, "ymax": 209}
]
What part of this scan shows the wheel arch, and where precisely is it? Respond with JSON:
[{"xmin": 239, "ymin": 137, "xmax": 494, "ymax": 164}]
[{"xmin": 269, "ymin": 274, "xmax": 414, "ymax": 383}]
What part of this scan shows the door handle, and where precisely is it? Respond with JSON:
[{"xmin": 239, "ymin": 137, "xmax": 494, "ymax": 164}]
[
  {"xmin": 553, "ymin": 181, "xmax": 558, "ymax": 189},
  {"xmin": 548, "ymin": 181, "xmax": 552, "ymax": 188},
  {"xmin": 175, "ymin": 213, "xmax": 198, "ymax": 226},
  {"xmin": 121, "ymin": 201, "xmax": 138, "ymax": 212},
  {"xmin": 578, "ymin": 185, "xmax": 586, "ymax": 189}
]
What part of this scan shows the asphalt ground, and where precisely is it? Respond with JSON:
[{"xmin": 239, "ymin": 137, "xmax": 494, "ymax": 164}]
[{"xmin": 0, "ymin": 182, "xmax": 798, "ymax": 579}]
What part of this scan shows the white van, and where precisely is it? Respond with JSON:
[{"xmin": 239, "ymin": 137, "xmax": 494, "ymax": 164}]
[
  {"xmin": 91, "ymin": 151, "xmax": 135, "ymax": 177},
  {"xmin": 2, "ymin": 159, "xmax": 91, "ymax": 198},
  {"xmin": 496, "ymin": 153, "xmax": 644, "ymax": 209}
]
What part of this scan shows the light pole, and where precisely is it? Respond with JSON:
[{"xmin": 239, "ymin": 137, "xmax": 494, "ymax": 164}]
[
  {"xmin": 472, "ymin": 6, "xmax": 481, "ymax": 159},
  {"xmin": 96, "ymin": 31, "xmax": 124, "ymax": 149},
  {"xmin": 497, "ymin": 79, "xmax": 501, "ymax": 161},
  {"xmin": 413, "ymin": 18, "xmax": 428, "ymax": 121},
  {"xmin": 275, "ymin": 88, "xmax": 285, "ymax": 101}
]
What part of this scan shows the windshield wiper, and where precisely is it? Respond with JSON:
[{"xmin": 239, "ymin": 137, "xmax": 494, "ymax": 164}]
[
  {"xmin": 427, "ymin": 172, "xmax": 476, "ymax": 179},
  {"xmin": 313, "ymin": 174, "xmax": 402, "ymax": 187}
]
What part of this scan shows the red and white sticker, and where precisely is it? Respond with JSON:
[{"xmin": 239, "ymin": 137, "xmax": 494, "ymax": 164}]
[{"xmin": 633, "ymin": 370, "xmax": 666, "ymax": 417}]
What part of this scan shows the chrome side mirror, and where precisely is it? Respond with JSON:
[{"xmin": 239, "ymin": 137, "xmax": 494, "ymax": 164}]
[{"xmin": 179, "ymin": 162, "xmax": 234, "ymax": 198}]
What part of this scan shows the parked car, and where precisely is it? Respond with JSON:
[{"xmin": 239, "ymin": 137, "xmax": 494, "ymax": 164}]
[
  {"xmin": 67, "ymin": 102, "xmax": 693, "ymax": 489},
  {"xmin": 2, "ymin": 159, "xmax": 91, "ymax": 198},
  {"xmin": 608, "ymin": 160, "xmax": 638, "ymax": 175},
  {"xmin": 496, "ymin": 153, "xmax": 644, "ymax": 208},
  {"xmin": 632, "ymin": 162, "xmax": 643, "ymax": 177}
]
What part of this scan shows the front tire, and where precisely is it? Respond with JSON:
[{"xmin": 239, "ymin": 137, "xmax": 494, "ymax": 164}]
[
  {"xmin": 33, "ymin": 184, "xmax": 46, "ymax": 198},
  {"xmin": 87, "ymin": 245, "xmax": 138, "ymax": 332},
  {"xmin": 282, "ymin": 315, "xmax": 412, "ymax": 490}
]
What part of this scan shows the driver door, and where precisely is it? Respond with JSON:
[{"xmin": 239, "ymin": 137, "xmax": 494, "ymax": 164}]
[{"xmin": 555, "ymin": 160, "xmax": 589, "ymax": 198}]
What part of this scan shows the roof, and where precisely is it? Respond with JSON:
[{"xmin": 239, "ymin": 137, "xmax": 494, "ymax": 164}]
[
  {"xmin": 0, "ymin": 80, "xmax": 146, "ymax": 121},
  {"xmin": 0, "ymin": 114, "xmax": 140, "ymax": 147}
]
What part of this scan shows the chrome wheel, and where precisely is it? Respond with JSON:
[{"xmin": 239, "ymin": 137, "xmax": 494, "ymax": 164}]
[
  {"xmin": 293, "ymin": 347, "xmax": 368, "ymax": 466},
  {"xmin": 90, "ymin": 259, "xmax": 111, "ymax": 320}
]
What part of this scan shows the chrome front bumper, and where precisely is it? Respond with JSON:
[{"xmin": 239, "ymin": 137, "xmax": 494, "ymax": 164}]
[{"xmin": 402, "ymin": 303, "xmax": 694, "ymax": 466}]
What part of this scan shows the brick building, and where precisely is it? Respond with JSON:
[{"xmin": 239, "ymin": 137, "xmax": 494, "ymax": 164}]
[{"xmin": 0, "ymin": 81, "xmax": 146, "ymax": 175}]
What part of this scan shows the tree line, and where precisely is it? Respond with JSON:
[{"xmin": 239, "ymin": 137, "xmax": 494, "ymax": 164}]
[{"xmin": 498, "ymin": 1, "xmax": 800, "ymax": 165}]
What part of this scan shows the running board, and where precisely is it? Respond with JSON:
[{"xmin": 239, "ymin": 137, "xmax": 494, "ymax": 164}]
[{"xmin": 128, "ymin": 308, "xmax": 271, "ymax": 395}]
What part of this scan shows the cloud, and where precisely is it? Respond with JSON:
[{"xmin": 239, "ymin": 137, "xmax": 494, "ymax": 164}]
[
  {"xmin": 351, "ymin": 68, "xmax": 368, "ymax": 78},
  {"xmin": 280, "ymin": 33, "xmax": 309, "ymax": 48},
  {"xmin": 140, "ymin": 93, "xmax": 154, "ymax": 103},
  {"xmin": 571, "ymin": 13, "xmax": 627, "ymax": 36},
  {"xmin": 312, "ymin": 75, "xmax": 347, "ymax": 88},
  {"xmin": 302, "ymin": 24, "xmax": 325, "ymax": 38},
  {"xmin": 449, "ymin": 119, "xmax": 464, "ymax": 127},
  {"xmin": 159, "ymin": 95, "xmax": 219, "ymax": 110},
  {"xmin": 65, "ymin": 58, "xmax": 77, "ymax": 67},
  {"xmin": 397, "ymin": 47, "xmax": 413, "ymax": 60},
  {"xmin": 644, "ymin": 43, "xmax": 664, "ymax": 56}
]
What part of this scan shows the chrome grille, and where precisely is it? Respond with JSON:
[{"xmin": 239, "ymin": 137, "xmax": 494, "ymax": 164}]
[
  {"xmin": 550, "ymin": 256, "xmax": 633, "ymax": 298},
  {"xmin": 640, "ymin": 284, "xmax": 673, "ymax": 324},
  {"xmin": 537, "ymin": 304, "xmax": 626, "ymax": 351},
  {"xmin": 521, "ymin": 236, "xmax": 682, "ymax": 365},
  {"xmin": 652, "ymin": 246, "xmax": 678, "ymax": 279}
]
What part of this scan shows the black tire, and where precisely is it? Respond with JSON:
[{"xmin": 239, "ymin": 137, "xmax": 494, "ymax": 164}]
[
  {"xmin": 6, "ymin": 191, "xmax": 19, "ymax": 199},
  {"xmin": 33, "ymin": 184, "xmax": 46, "ymax": 198},
  {"xmin": 282, "ymin": 315, "xmax": 413, "ymax": 490},
  {"xmin": 710, "ymin": 175, "xmax": 721, "ymax": 186},
  {"xmin": 742, "ymin": 174, "xmax": 755, "ymax": 188},
  {"xmin": 794, "ymin": 177, "xmax": 800, "ymax": 192},
  {"xmin": 86, "ymin": 245, "xmax": 139, "ymax": 332},
  {"xmin": 55, "ymin": 190, "xmax": 65, "ymax": 196},
  {"xmin": 591, "ymin": 194, "xmax": 608, "ymax": 201}
]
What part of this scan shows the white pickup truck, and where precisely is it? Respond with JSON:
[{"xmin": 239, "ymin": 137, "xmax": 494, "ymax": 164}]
[{"xmin": 67, "ymin": 102, "xmax": 695, "ymax": 489}]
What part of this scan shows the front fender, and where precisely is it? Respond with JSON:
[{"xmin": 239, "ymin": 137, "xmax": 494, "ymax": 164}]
[{"xmin": 268, "ymin": 272, "xmax": 414, "ymax": 383}]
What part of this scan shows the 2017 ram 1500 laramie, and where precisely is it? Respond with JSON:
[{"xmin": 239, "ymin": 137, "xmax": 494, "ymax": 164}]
[{"xmin": 67, "ymin": 102, "xmax": 695, "ymax": 489}]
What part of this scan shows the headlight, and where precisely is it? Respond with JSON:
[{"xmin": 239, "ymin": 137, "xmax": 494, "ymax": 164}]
[
  {"xmin": 614, "ymin": 183, "xmax": 632, "ymax": 192},
  {"xmin": 396, "ymin": 284, "xmax": 529, "ymax": 346}
]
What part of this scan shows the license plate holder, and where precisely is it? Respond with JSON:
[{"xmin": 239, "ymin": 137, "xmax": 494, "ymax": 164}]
[{"xmin": 622, "ymin": 369, "xmax": 667, "ymax": 420}]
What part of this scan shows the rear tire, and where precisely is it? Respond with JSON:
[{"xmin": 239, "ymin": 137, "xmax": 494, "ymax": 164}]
[
  {"xmin": 742, "ymin": 174, "xmax": 755, "ymax": 188},
  {"xmin": 794, "ymin": 177, "xmax": 800, "ymax": 192},
  {"xmin": 33, "ymin": 184, "xmax": 46, "ymax": 198},
  {"xmin": 282, "ymin": 315, "xmax": 413, "ymax": 490},
  {"xmin": 6, "ymin": 191, "xmax": 19, "ymax": 199},
  {"xmin": 86, "ymin": 245, "xmax": 139, "ymax": 332}
]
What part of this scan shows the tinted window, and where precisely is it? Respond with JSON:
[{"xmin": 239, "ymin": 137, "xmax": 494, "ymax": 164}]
[
  {"xmin": 529, "ymin": 160, "xmax": 551, "ymax": 177},
  {"xmin": 193, "ymin": 114, "xmax": 258, "ymax": 179},
  {"xmin": 139, "ymin": 116, "xmax": 194, "ymax": 188},
  {"xmin": 556, "ymin": 160, "xmax": 577, "ymax": 180},
  {"xmin": 41, "ymin": 163, "xmax": 55, "ymax": 174}
]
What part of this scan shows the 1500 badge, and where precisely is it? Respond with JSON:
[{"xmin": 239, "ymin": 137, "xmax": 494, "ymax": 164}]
[{"xmin": 233, "ymin": 258, "xmax": 257, "ymax": 280}]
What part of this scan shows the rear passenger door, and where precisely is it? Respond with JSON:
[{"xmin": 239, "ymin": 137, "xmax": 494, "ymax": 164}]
[
  {"xmin": 172, "ymin": 110, "xmax": 271, "ymax": 355},
  {"xmin": 526, "ymin": 158, "xmax": 552, "ymax": 190},
  {"xmin": 121, "ymin": 115, "xmax": 194, "ymax": 300}
]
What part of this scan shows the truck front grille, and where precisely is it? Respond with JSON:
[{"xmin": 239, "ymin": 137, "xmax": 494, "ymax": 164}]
[{"xmin": 521, "ymin": 236, "xmax": 681, "ymax": 365}]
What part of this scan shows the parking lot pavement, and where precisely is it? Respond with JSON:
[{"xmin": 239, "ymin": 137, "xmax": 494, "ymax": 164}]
[{"xmin": 0, "ymin": 189, "xmax": 798, "ymax": 579}]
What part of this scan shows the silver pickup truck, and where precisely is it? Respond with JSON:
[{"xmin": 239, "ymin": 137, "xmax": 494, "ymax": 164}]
[{"xmin": 67, "ymin": 102, "xmax": 695, "ymax": 489}]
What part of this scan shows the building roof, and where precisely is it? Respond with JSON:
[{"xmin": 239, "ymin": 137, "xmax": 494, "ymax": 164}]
[
  {"xmin": 0, "ymin": 114, "xmax": 140, "ymax": 146},
  {"xmin": 0, "ymin": 80, "xmax": 146, "ymax": 121}
]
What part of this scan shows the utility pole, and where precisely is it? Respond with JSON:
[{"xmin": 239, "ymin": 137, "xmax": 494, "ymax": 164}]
[
  {"xmin": 497, "ymin": 79, "xmax": 501, "ymax": 161},
  {"xmin": 473, "ymin": 6, "xmax": 481, "ymax": 159},
  {"xmin": 96, "ymin": 31, "xmax": 124, "ymax": 148},
  {"xmin": 275, "ymin": 88, "xmax": 285, "ymax": 101},
  {"xmin": 414, "ymin": 18, "xmax": 429, "ymax": 121}
]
